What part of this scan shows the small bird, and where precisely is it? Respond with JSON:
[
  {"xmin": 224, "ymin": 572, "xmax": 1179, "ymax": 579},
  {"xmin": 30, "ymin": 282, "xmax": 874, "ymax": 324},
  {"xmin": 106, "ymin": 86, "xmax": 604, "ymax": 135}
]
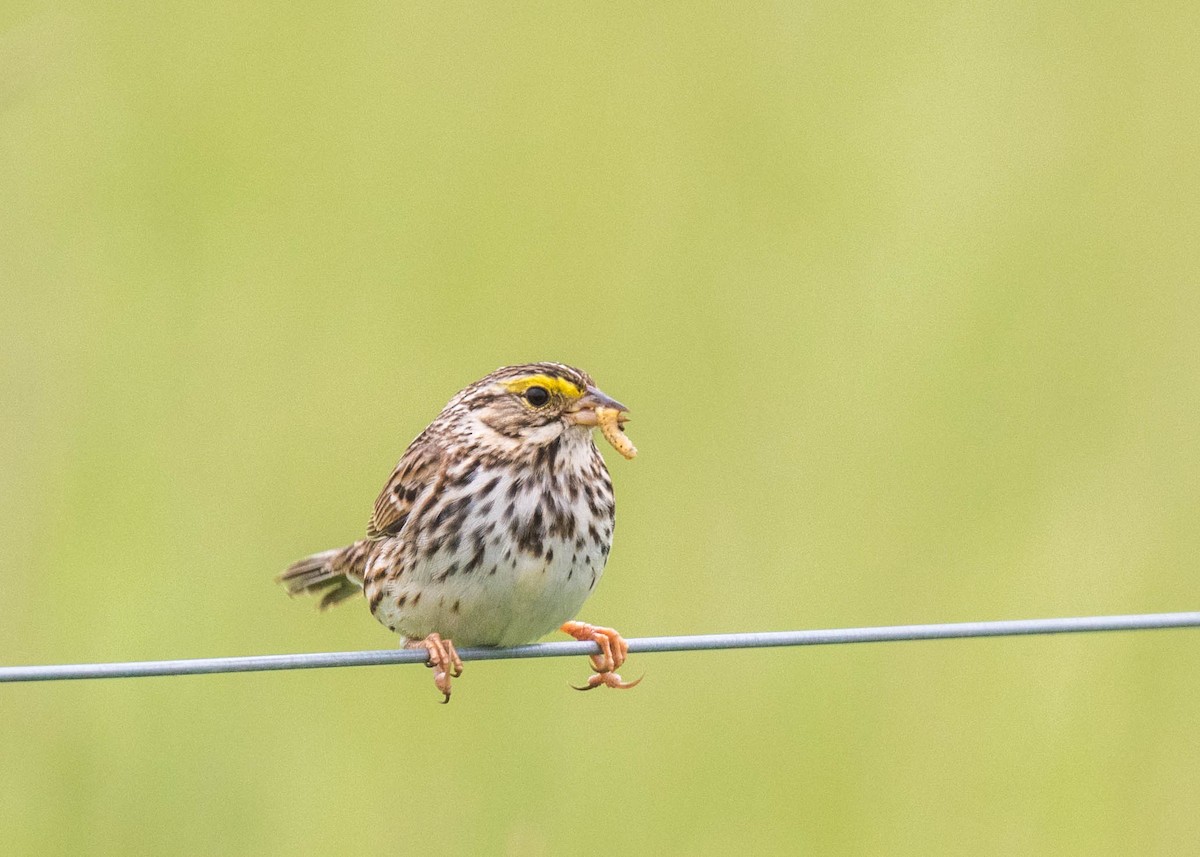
[{"xmin": 278, "ymin": 363, "xmax": 639, "ymax": 702}]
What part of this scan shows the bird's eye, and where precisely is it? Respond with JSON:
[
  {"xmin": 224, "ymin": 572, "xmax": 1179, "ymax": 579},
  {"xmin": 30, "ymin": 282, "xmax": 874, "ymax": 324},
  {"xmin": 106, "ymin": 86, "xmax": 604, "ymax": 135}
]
[{"xmin": 524, "ymin": 386, "xmax": 551, "ymax": 407}]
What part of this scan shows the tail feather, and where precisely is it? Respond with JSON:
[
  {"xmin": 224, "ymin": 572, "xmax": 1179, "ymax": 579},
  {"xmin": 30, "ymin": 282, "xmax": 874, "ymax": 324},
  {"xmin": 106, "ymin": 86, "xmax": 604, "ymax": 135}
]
[{"xmin": 278, "ymin": 541, "xmax": 370, "ymax": 610}]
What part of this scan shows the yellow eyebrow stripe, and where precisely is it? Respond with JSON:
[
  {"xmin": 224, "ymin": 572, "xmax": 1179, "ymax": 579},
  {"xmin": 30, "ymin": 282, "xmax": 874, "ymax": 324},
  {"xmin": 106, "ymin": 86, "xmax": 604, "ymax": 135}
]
[{"xmin": 501, "ymin": 374, "xmax": 584, "ymax": 398}]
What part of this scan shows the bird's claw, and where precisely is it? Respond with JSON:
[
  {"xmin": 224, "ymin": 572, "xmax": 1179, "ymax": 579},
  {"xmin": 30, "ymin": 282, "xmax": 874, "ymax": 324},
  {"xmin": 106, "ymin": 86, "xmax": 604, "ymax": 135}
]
[
  {"xmin": 571, "ymin": 672, "xmax": 644, "ymax": 691},
  {"xmin": 560, "ymin": 620, "xmax": 642, "ymax": 692},
  {"xmin": 409, "ymin": 633, "xmax": 463, "ymax": 703}
]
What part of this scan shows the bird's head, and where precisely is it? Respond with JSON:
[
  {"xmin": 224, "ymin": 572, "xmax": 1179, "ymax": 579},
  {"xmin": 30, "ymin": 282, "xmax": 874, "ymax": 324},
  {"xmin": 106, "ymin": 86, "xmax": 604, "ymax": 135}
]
[{"xmin": 446, "ymin": 363, "xmax": 634, "ymax": 461}]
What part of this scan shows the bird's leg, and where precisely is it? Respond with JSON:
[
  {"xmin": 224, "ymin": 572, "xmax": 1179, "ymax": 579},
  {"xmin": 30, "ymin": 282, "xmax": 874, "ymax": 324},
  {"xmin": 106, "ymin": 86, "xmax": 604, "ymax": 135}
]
[
  {"xmin": 560, "ymin": 621, "xmax": 643, "ymax": 691},
  {"xmin": 406, "ymin": 633, "xmax": 463, "ymax": 703}
]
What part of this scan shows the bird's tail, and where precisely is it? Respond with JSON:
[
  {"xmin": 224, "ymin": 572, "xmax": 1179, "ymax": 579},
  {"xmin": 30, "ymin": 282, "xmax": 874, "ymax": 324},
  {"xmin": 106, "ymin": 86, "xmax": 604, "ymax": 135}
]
[{"xmin": 277, "ymin": 540, "xmax": 372, "ymax": 610}]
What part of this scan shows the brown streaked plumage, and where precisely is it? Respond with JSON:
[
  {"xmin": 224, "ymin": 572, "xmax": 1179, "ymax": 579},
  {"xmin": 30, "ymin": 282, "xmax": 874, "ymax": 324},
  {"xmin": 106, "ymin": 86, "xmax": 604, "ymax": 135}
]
[{"xmin": 278, "ymin": 363, "xmax": 639, "ymax": 702}]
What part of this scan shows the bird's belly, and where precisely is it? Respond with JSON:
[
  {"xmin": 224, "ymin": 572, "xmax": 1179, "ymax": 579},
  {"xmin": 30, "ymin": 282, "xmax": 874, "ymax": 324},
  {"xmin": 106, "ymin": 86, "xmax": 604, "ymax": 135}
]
[
  {"xmin": 377, "ymin": 537, "xmax": 606, "ymax": 648},
  {"xmin": 487, "ymin": 550, "xmax": 598, "ymax": 645}
]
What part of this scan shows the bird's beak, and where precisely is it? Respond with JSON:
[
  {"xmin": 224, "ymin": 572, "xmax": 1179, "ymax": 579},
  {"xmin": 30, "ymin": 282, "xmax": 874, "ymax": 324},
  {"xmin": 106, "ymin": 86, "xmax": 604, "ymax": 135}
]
[{"xmin": 566, "ymin": 386, "xmax": 630, "ymax": 427}]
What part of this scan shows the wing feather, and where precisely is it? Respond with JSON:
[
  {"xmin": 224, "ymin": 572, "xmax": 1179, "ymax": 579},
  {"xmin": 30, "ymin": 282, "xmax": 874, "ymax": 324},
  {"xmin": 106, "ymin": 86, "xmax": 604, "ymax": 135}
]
[{"xmin": 367, "ymin": 432, "xmax": 443, "ymax": 539}]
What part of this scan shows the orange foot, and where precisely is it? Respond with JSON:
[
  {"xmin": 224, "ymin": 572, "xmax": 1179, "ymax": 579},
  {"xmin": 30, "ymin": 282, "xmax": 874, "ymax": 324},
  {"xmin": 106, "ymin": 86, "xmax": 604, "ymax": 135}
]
[
  {"xmin": 406, "ymin": 632, "xmax": 463, "ymax": 703},
  {"xmin": 560, "ymin": 621, "xmax": 643, "ymax": 691}
]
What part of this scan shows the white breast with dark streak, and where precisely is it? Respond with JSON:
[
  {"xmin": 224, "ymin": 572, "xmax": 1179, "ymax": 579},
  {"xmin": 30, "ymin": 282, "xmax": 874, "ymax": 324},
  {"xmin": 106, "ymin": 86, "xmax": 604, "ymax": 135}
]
[{"xmin": 372, "ymin": 432, "xmax": 615, "ymax": 647}]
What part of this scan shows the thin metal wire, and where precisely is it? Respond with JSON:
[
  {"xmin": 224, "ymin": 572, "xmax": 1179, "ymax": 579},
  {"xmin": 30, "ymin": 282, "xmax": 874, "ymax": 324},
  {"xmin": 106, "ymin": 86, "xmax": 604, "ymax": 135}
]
[{"xmin": 2, "ymin": 612, "xmax": 1197, "ymax": 684}]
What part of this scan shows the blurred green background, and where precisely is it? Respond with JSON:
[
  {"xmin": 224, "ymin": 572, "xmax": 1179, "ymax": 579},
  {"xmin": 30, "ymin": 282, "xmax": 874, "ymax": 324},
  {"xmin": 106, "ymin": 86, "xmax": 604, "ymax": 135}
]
[{"xmin": 2, "ymin": 3, "xmax": 1199, "ymax": 854}]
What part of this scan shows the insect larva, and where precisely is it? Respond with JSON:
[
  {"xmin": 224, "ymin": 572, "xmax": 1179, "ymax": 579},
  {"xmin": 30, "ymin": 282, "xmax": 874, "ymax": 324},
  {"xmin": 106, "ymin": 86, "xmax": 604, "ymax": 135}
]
[{"xmin": 596, "ymin": 407, "xmax": 637, "ymax": 460}]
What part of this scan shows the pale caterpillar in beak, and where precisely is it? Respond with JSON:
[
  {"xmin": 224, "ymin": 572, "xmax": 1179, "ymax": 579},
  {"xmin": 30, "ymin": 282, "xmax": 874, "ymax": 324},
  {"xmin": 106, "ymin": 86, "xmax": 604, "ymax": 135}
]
[{"xmin": 596, "ymin": 407, "xmax": 637, "ymax": 460}]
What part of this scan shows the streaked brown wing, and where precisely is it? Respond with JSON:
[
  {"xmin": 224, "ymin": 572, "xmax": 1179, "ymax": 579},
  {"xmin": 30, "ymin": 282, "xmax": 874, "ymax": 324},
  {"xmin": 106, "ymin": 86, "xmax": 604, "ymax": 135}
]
[{"xmin": 367, "ymin": 434, "xmax": 443, "ymax": 539}]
